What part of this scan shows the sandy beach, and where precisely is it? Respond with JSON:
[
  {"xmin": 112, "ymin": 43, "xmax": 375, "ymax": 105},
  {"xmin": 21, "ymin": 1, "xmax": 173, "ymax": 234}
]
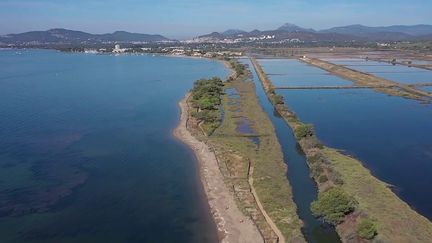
[{"xmin": 173, "ymin": 94, "xmax": 263, "ymax": 243}]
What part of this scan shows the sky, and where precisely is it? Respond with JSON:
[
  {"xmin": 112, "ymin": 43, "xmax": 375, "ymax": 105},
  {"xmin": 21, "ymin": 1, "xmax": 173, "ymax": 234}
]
[{"xmin": 0, "ymin": 0, "xmax": 431, "ymax": 39}]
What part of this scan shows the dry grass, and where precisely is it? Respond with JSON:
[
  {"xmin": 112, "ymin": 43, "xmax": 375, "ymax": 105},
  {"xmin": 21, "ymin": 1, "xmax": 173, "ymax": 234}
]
[
  {"xmin": 209, "ymin": 73, "xmax": 305, "ymax": 242},
  {"xmin": 324, "ymin": 148, "xmax": 432, "ymax": 242},
  {"xmin": 302, "ymin": 57, "xmax": 431, "ymax": 101},
  {"xmin": 251, "ymin": 56, "xmax": 432, "ymax": 242}
]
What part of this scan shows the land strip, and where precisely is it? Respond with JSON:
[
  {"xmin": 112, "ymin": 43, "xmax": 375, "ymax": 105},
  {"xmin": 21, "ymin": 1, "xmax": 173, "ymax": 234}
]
[
  {"xmin": 367, "ymin": 57, "xmax": 432, "ymax": 71},
  {"xmin": 274, "ymin": 85, "xmax": 396, "ymax": 90},
  {"xmin": 178, "ymin": 59, "xmax": 306, "ymax": 242},
  {"xmin": 250, "ymin": 56, "xmax": 432, "ymax": 243},
  {"xmin": 300, "ymin": 57, "xmax": 432, "ymax": 100},
  {"xmin": 208, "ymin": 61, "xmax": 305, "ymax": 242},
  {"xmin": 174, "ymin": 94, "xmax": 263, "ymax": 243}
]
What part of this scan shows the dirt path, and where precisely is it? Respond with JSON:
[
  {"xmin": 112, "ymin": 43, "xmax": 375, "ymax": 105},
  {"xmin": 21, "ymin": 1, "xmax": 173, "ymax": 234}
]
[
  {"xmin": 174, "ymin": 94, "xmax": 263, "ymax": 243},
  {"xmin": 248, "ymin": 165, "xmax": 286, "ymax": 243}
]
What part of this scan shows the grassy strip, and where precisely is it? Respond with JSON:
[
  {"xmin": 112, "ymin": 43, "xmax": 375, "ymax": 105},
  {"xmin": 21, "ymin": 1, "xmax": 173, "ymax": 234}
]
[
  {"xmin": 301, "ymin": 57, "xmax": 431, "ymax": 101},
  {"xmin": 188, "ymin": 59, "xmax": 305, "ymax": 242},
  {"xmin": 250, "ymin": 56, "xmax": 432, "ymax": 242}
]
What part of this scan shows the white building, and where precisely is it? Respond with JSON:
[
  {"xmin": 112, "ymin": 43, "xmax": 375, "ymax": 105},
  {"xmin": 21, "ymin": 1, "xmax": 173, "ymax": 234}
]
[{"xmin": 113, "ymin": 44, "xmax": 126, "ymax": 53}]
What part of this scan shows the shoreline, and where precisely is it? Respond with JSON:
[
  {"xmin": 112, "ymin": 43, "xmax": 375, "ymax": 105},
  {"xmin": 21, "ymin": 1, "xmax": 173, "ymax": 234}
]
[{"xmin": 173, "ymin": 94, "xmax": 263, "ymax": 243}]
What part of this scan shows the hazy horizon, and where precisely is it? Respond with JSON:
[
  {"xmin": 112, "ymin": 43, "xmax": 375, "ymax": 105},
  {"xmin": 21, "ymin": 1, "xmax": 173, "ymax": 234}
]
[{"xmin": 1, "ymin": 0, "xmax": 431, "ymax": 39}]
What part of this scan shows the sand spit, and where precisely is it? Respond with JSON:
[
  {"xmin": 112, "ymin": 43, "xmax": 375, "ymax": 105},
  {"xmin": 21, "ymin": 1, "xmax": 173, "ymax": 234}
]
[{"xmin": 173, "ymin": 94, "xmax": 263, "ymax": 243}]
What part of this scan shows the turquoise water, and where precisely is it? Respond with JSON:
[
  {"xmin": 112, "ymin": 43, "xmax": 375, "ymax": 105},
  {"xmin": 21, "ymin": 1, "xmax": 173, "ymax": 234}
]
[
  {"xmin": 329, "ymin": 59, "xmax": 432, "ymax": 84},
  {"xmin": 242, "ymin": 59, "xmax": 340, "ymax": 243},
  {"xmin": 0, "ymin": 49, "xmax": 228, "ymax": 242},
  {"xmin": 258, "ymin": 59, "xmax": 352, "ymax": 87}
]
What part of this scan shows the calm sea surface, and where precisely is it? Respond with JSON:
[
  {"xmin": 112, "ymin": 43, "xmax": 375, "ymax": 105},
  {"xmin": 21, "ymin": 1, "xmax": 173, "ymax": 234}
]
[{"xmin": 0, "ymin": 50, "xmax": 228, "ymax": 242}]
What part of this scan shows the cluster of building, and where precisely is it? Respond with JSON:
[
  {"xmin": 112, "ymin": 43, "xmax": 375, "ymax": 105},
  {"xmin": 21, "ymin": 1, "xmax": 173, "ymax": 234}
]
[
  {"xmin": 187, "ymin": 35, "xmax": 303, "ymax": 44},
  {"xmin": 82, "ymin": 45, "xmax": 243, "ymax": 57},
  {"xmin": 165, "ymin": 47, "xmax": 242, "ymax": 57}
]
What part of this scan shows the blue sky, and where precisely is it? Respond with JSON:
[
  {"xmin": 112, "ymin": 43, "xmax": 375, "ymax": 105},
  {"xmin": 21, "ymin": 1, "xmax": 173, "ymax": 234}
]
[{"xmin": 0, "ymin": 0, "xmax": 431, "ymax": 38}]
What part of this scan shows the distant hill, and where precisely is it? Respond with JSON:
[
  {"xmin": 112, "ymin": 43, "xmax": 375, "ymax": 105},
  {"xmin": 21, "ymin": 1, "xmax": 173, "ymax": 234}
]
[
  {"xmin": 321, "ymin": 24, "xmax": 432, "ymax": 37},
  {"xmin": 194, "ymin": 23, "xmax": 432, "ymax": 43},
  {"xmin": 277, "ymin": 23, "xmax": 315, "ymax": 33},
  {"xmin": 222, "ymin": 29, "xmax": 247, "ymax": 36},
  {"xmin": 0, "ymin": 28, "xmax": 171, "ymax": 46}
]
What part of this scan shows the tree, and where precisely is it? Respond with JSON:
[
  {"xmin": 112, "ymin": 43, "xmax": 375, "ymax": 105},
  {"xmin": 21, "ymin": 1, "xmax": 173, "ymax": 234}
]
[
  {"xmin": 311, "ymin": 187, "xmax": 357, "ymax": 225},
  {"xmin": 273, "ymin": 94, "xmax": 284, "ymax": 105},
  {"xmin": 357, "ymin": 218, "xmax": 377, "ymax": 240},
  {"xmin": 294, "ymin": 124, "xmax": 314, "ymax": 139}
]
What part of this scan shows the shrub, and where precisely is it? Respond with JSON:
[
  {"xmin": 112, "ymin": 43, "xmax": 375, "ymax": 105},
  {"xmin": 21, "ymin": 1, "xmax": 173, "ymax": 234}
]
[
  {"xmin": 319, "ymin": 175, "xmax": 329, "ymax": 183},
  {"xmin": 229, "ymin": 60, "xmax": 246, "ymax": 77},
  {"xmin": 311, "ymin": 187, "xmax": 357, "ymax": 225},
  {"xmin": 295, "ymin": 124, "xmax": 314, "ymax": 139},
  {"xmin": 334, "ymin": 177, "xmax": 344, "ymax": 186},
  {"xmin": 192, "ymin": 110, "xmax": 219, "ymax": 123},
  {"xmin": 309, "ymin": 154, "xmax": 321, "ymax": 164},
  {"xmin": 311, "ymin": 164, "xmax": 324, "ymax": 177},
  {"xmin": 273, "ymin": 94, "xmax": 284, "ymax": 104},
  {"xmin": 357, "ymin": 218, "xmax": 378, "ymax": 240}
]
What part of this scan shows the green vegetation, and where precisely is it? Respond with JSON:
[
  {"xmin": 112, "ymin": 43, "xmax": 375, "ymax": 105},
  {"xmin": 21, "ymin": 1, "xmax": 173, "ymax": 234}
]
[
  {"xmin": 323, "ymin": 147, "xmax": 432, "ymax": 242},
  {"xmin": 318, "ymin": 175, "xmax": 328, "ymax": 183},
  {"xmin": 273, "ymin": 94, "xmax": 284, "ymax": 104},
  {"xmin": 190, "ymin": 77, "xmax": 224, "ymax": 135},
  {"xmin": 251, "ymin": 56, "xmax": 432, "ymax": 242},
  {"xmin": 311, "ymin": 187, "xmax": 357, "ymax": 225},
  {"xmin": 357, "ymin": 218, "xmax": 377, "ymax": 240},
  {"xmin": 294, "ymin": 124, "xmax": 314, "ymax": 139},
  {"xmin": 229, "ymin": 59, "xmax": 246, "ymax": 77},
  {"xmin": 205, "ymin": 60, "xmax": 305, "ymax": 242}
]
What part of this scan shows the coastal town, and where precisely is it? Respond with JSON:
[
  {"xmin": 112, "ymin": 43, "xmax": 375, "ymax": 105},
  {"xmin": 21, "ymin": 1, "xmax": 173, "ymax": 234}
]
[{"xmin": 80, "ymin": 44, "xmax": 244, "ymax": 58}]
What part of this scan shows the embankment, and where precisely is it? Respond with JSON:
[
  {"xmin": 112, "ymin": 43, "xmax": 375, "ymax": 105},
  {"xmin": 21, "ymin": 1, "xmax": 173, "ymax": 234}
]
[
  {"xmin": 300, "ymin": 57, "xmax": 432, "ymax": 100},
  {"xmin": 250, "ymin": 56, "xmax": 432, "ymax": 242},
  {"xmin": 178, "ymin": 59, "xmax": 307, "ymax": 242}
]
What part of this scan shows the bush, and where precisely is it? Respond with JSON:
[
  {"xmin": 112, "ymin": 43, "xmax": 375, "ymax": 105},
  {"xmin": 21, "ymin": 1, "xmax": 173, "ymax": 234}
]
[
  {"xmin": 311, "ymin": 187, "xmax": 357, "ymax": 225},
  {"xmin": 191, "ymin": 110, "xmax": 219, "ymax": 123},
  {"xmin": 309, "ymin": 154, "xmax": 321, "ymax": 164},
  {"xmin": 229, "ymin": 60, "xmax": 246, "ymax": 77},
  {"xmin": 295, "ymin": 124, "xmax": 314, "ymax": 139},
  {"xmin": 311, "ymin": 164, "xmax": 324, "ymax": 177},
  {"xmin": 319, "ymin": 175, "xmax": 329, "ymax": 183},
  {"xmin": 273, "ymin": 94, "xmax": 284, "ymax": 104},
  {"xmin": 357, "ymin": 218, "xmax": 377, "ymax": 240}
]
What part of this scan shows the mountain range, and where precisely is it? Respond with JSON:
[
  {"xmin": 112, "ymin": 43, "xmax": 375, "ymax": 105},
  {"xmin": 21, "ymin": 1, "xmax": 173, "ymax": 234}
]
[
  {"xmin": 196, "ymin": 23, "xmax": 432, "ymax": 42},
  {"xmin": 1, "ymin": 23, "xmax": 432, "ymax": 46},
  {"xmin": 0, "ymin": 29, "xmax": 170, "ymax": 45}
]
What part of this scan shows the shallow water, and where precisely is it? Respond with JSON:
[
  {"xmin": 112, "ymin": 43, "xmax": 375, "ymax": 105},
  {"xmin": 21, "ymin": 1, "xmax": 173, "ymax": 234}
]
[
  {"xmin": 329, "ymin": 58, "xmax": 432, "ymax": 84},
  {"xmin": 242, "ymin": 59, "xmax": 341, "ymax": 243},
  {"xmin": 258, "ymin": 59, "xmax": 352, "ymax": 87},
  {"xmin": 0, "ymin": 49, "xmax": 228, "ymax": 242},
  {"xmin": 419, "ymin": 86, "xmax": 432, "ymax": 93},
  {"xmin": 235, "ymin": 117, "xmax": 260, "ymax": 145},
  {"xmin": 278, "ymin": 88, "xmax": 432, "ymax": 220},
  {"xmin": 260, "ymin": 58, "xmax": 432, "ymax": 220}
]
